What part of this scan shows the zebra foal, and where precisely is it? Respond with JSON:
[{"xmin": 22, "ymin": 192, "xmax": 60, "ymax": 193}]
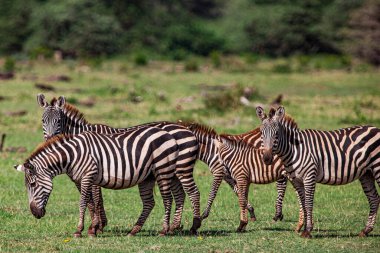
[
  {"xmin": 256, "ymin": 106, "xmax": 380, "ymax": 238},
  {"xmin": 15, "ymin": 128, "xmax": 180, "ymax": 237}
]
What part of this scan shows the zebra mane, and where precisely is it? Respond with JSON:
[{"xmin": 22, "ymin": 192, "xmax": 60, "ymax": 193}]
[
  {"xmin": 26, "ymin": 134, "xmax": 74, "ymax": 162},
  {"xmin": 62, "ymin": 103, "xmax": 88, "ymax": 125},
  {"xmin": 178, "ymin": 121, "xmax": 219, "ymax": 138},
  {"xmin": 219, "ymin": 127, "xmax": 260, "ymax": 140},
  {"xmin": 280, "ymin": 115, "xmax": 298, "ymax": 129},
  {"xmin": 220, "ymin": 135, "xmax": 256, "ymax": 149}
]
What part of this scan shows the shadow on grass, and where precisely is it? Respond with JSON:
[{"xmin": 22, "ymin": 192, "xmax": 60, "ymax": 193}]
[
  {"xmin": 313, "ymin": 232, "xmax": 380, "ymax": 239},
  {"xmin": 100, "ymin": 228, "xmax": 233, "ymax": 238}
]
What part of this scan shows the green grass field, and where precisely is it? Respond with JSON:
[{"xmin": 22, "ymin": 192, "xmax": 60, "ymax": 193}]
[{"xmin": 0, "ymin": 58, "xmax": 379, "ymax": 252}]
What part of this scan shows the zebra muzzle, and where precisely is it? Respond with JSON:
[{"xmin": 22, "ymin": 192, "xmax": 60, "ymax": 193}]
[
  {"xmin": 262, "ymin": 150, "xmax": 274, "ymax": 165},
  {"xmin": 30, "ymin": 201, "xmax": 45, "ymax": 219}
]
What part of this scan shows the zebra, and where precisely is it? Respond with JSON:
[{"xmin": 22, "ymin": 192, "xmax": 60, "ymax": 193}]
[
  {"xmin": 37, "ymin": 94, "xmax": 201, "ymax": 234},
  {"xmin": 15, "ymin": 128, "xmax": 181, "ymax": 237},
  {"xmin": 221, "ymin": 128, "xmax": 289, "ymax": 222},
  {"xmin": 218, "ymin": 137, "xmax": 286, "ymax": 232},
  {"xmin": 181, "ymin": 122, "xmax": 303, "ymax": 231},
  {"xmin": 256, "ymin": 105, "xmax": 380, "ymax": 238}
]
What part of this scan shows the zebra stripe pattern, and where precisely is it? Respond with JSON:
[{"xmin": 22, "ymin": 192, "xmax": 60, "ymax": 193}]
[
  {"xmin": 221, "ymin": 128, "xmax": 288, "ymax": 222},
  {"xmin": 37, "ymin": 94, "xmax": 201, "ymax": 234},
  {"xmin": 181, "ymin": 122, "xmax": 303, "ymax": 230},
  {"xmin": 16, "ymin": 128, "xmax": 180, "ymax": 237},
  {"xmin": 256, "ymin": 106, "xmax": 380, "ymax": 238},
  {"xmin": 218, "ymin": 137, "xmax": 285, "ymax": 231}
]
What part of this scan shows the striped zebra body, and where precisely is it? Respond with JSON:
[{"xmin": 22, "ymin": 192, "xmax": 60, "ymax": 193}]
[
  {"xmin": 37, "ymin": 94, "xmax": 201, "ymax": 234},
  {"xmin": 218, "ymin": 138, "xmax": 286, "ymax": 231},
  {"xmin": 256, "ymin": 106, "xmax": 380, "ymax": 238},
  {"xmin": 16, "ymin": 127, "xmax": 180, "ymax": 237},
  {"xmin": 222, "ymin": 128, "xmax": 289, "ymax": 222}
]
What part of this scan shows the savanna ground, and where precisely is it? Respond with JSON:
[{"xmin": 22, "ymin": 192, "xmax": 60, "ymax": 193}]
[{"xmin": 0, "ymin": 56, "xmax": 379, "ymax": 252}]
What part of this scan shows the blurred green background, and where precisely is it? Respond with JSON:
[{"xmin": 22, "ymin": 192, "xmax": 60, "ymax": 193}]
[{"xmin": 0, "ymin": 0, "xmax": 379, "ymax": 65}]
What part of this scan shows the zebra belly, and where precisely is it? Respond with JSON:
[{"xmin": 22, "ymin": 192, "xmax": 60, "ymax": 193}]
[{"xmin": 95, "ymin": 164, "xmax": 151, "ymax": 189}]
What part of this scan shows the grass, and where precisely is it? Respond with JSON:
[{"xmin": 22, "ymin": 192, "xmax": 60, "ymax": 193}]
[{"xmin": 0, "ymin": 57, "xmax": 379, "ymax": 252}]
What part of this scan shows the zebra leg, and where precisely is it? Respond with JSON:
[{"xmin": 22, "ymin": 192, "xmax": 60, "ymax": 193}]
[
  {"xmin": 358, "ymin": 171, "xmax": 380, "ymax": 237},
  {"xmin": 201, "ymin": 171, "xmax": 224, "ymax": 220},
  {"xmin": 294, "ymin": 187, "xmax": 305, "ymax": 233},
  {"xmin": 88, "ymin": 185, "xmax": 101, "ymax": 237},
  {"xmin": 169, "ymin": 176, "xmax": 185, "ymax": 232},
  {"xmin": 301, "ymin": 174, "xmax": 316, "ymax": 239},
  {"xmin": 74, "ymin": 178, "xmax": 93, "ymax": 238},
  {"xmin": 74, "ymin": 182, "xmax": 97, "ymax": 235},
  {"xmin": 156, "ymin": 179, "xmax": 173, "ymax": 236},
  {"xmin": 290, "ymin": 179, "xmax": 306, "ymax": 233},
  {"xmin": 236, "ymin": 179, "xmax": 249, "ymax": 232},
  {"xmin": 128, "ymin": 178, "xmax": 156, "ymax": 236},
  {"xmin": 273, "ymin": 176, "xmax": 287, "ymax": 221},
  {"xmin": 97, "ymin": 186, "xmax": 108, "ymax": 232},
  {"xmin": 175, "ymin": 171, "xmax": 202, "ymax": 234},
  {"xmin": 225, "ymin": 174, "xmax": 256, "ymax": 221}
]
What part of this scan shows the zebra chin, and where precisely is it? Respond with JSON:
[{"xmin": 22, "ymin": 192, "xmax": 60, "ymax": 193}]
[{"xmin": 30, "ymin": 201, "xmax": 46, "ymax": 219}]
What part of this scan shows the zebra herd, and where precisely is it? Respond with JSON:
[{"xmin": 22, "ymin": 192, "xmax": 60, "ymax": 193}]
[{"xmin": 13, "ymin": 94, "xmax": 380, "ymax": 239}]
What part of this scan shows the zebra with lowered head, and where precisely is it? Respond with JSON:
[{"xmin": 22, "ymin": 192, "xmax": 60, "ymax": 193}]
[
  {"xmin": 15, "ymin": 127, "xmax": 181, "ymax": 237},
  {"xmin": 37, "ymin": 94, "xmax": 201, "ymax": 234},
  {"xmin": 256, "ymin": 106, "xmax": 380, "ymax": 238}
]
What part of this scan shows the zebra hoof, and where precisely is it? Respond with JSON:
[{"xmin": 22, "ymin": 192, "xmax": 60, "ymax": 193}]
[
  {"xmin": 190, "ymin": 217, "xmax": 202, "ymax": 234},
  {"xmin": 358, "ymin": 230, "xmax": 368, "ymax": 237},
  {"xmin": 273, "ymin": 214, "xmax": 284, "ymax": 222},
  {"xmin": 169, "ymin": 224, "xmax": 183, "ymax": 233},
  {"xmin": 73, "ymin": 232, "xmax": 82, "ymax": 238},
  {"xmin": 127, "ymin": 233, "xmax": 135, "ymax": 237},
  {"xmin": 236, "ymin": 221, "xmax": 248, "ymax": 233},
  {"xmin": 250, "ymin": 217, "xmax": 257, "ymax": 222},
  {"xmin": 300, "ymin": 231, "xmax": 312, "ymax": 239}
]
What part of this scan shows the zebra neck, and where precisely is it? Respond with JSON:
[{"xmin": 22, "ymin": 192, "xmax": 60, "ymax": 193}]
[{"xmin": 275, "ymin": 126, "xmax": 300, "ymax": 167}]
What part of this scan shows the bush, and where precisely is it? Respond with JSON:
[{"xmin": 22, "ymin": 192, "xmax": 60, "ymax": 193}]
[
  {"xmin": 3, "ymin": 57, "xmax": 16, "ymax": 73},
  {"xmin": 345, "ymin": 0, "xmax": 380, "ymax": 65},
  {"xmin": 272, "ymin": 62, "xmax": 292, "ymax": 73},
  {"xmin": 25, "ymin": 0, "xmax": 122, "ymax": 57},
  {"xmin": 210, "ymin": 51, "xmax": 221, "ymax": 68},
  {"xmin": 184, "ymin": 58, "xmax": 199, "ymax": 72},
  {"xmin": 134, "ymin": 53, "xmax": 148, "ymax": 66}
]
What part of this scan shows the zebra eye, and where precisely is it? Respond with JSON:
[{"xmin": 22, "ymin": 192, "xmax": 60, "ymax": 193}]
[{"xmin": 30, "ymin": 181, "xmax": 36, "ymax": 187}]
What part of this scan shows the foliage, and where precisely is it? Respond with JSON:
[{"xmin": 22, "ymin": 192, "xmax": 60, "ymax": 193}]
[
  {"xmin": 345, "ymin": 0, "xmax": 380, "ymax": 65},
  {"xmin": 25, "ymin": 0, "xmax": 123, "ymax": 57},
  {"xmin": 134, "ymin": 53, "xmax": 148, "ymax": 66},
  {"xmin": 3, "ymin": 57, "xmax": 16, "ymax": 73}
]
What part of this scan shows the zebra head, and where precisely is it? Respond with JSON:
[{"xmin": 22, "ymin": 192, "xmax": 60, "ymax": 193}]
[
  {"xmin": 256, "ymin": 106, "xmax": 285, "ymax": 165},
  {"xmin": 37, "ymin": 94, "xmax": 66, "ymax": 140},
  {"xmin": 14, "ymin": 162, "xmax": 53, "ymax": 219}
]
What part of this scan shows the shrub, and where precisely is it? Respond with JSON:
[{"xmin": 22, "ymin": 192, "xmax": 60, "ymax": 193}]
[
  {"xmin": 210, "ymin": 51, "xmax": 221, "ymax": 68},
  {"xmin": 3, "ymin": 57, "xmax": 16, "ymax": 73},
  {"xmin": 184, "ymin": 58, "xmax": 199, "ymax": 72},
  {"xmin": 134, "ymin": 53, "xmax": 148, "ymax": 66},
  {"xmin": 272, "ymin": 62, "xmax": 292, "ymax": 73},
  {"xmin": 345, "ymin": 0, "xmax": 380, "ymax": 65}
]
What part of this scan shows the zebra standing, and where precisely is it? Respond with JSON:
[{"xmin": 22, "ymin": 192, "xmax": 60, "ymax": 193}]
[
  {"xmin": 218, "ymin": 137, "xmax": 286, "ymax": 231},
  {"xmin": 256, "ymin": 106, "xmax": 380, "ymax": 238},
  {"xmin": 181, "ymin": 122, "xmax": 303, "ymax": 231},
  {"xmin": 15, "ymin": 128, "xmax": 180, "ymax": 237},
  {"xmin": 37, "ymin": 94, "xmax": 201, "ymax": 234},
  {"xmin": 221, "ymin": 128, "xmax": 288, "ymax": 222}
]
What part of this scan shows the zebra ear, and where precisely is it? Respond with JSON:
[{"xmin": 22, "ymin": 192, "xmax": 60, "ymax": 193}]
[
  {"xmin": 14, "ymin": 164, "xmax": 25, "ymax": 172},
  {"xmin": 37, "ymin": 94, "xmax": 48, "ymax": 108},
  {"xmin": 274, "ymin": 106, "xmax": 285, "ymax": 120},
  {"xmin": 56, "ymin": 96, "xmax": 66, "ymax": 108},
  {"xmin": 256, "ymin": 106, "xmax": 266, "ymax": 121}
]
